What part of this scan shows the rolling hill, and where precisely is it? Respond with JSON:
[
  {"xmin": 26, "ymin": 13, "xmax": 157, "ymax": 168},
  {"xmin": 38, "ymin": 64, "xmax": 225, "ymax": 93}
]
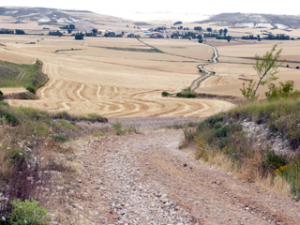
[
  {"xmin": 0, "ymin": 7, "xmax": 83, "ymax": 24},
  {"xmin": 196, "ymin": 13, "xmax": 300, "ymax": 29}
]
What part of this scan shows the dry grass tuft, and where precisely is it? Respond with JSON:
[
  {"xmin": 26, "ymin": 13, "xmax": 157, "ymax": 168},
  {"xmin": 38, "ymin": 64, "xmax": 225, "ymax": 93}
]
[
  {"xmin": 258, "ymin": 175, "xmax": 291, "ymax": 197},
  {"xmin": 207, "ymin": 153, "xmax": 233, "ymax": 171}
]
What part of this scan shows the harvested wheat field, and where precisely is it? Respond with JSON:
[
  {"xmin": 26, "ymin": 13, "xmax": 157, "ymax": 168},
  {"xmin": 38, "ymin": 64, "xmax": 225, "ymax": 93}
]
[
  {"xmin": 0, "ymin": 87, "xmax": 27, "ymax": 95},
  {"xmin": 0, "ymin": 47, "xmax": 36, "ymax": 64},
  {"xmin": 145, "ymin": 38, "xmax": 213, "ymax": 61},
  {"xmin": 0, "ymin": 35, "xmax": 234, "ymax": 117},
  {"xmin": 195, "ymin": 39, "xmax": 300, "ymax": 98},
  {"xmin": 2, "ymin": 24, "xmax": 300, "ymax": 116}
]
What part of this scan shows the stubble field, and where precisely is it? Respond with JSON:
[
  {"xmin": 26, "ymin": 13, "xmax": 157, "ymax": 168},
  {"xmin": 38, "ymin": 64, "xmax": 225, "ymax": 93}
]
[
  {"xmin": 0, "ymin": 35, "xmax": 234, "ymax": 117},
  {"xmin": 1, "ymin": 15, "xmax": 300, "ymax": 117},
  {"xmin": 195, "ymin": 39, "xmax": 300, "ymax": 98}
]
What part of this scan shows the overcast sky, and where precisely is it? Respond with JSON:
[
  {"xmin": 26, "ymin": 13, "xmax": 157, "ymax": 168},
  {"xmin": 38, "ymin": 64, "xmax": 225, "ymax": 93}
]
[{"xmin": 1, "ymin": 0, "xmax": 299, "ymax": 19}]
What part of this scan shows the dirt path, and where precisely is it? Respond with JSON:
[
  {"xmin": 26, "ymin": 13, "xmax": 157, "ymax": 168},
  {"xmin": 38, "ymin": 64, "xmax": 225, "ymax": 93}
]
[
  {"xmin": 191, "ymin": 44, "xmax": 219, "ymax": 90},
  {"xmin": 64, "ymin": 126, "xmax": 300, "ymax": 225}
]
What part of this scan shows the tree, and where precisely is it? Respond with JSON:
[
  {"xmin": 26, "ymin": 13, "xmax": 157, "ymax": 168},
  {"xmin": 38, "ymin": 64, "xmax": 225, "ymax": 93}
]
[
  {"xmin": 227, "ymin": 36, "xmax": 232, "ymax": 42},
  {"xmin": 60, "ymin": 24, "xmax": 75, "ymax": 29},
  {"xmin": 207, "ymin": 27, "xmax": 212, "ymax": 32},
  {"xmin": 48, "ymin": 30, "xmax": 63, "ymax": 36},
  {"xmin": 0, "ymin": 90, "xmax": 3, "ymax": 101},
  {"xmin": 0, "ymin": 28, "xmax": 14, "ymax": 34},
  {"xmin": 223, "ymin": 28, "xmax": 228, "ymax": 36},
  {"xmin": 68, "ymin": 29, "xmax": 72, "ymax": 34},
  {"xmin": 26, "ymin": 86, "xmax": 36, "ymax": 94},
  {"xmin": 198, "ymin": 38, "xmax": 203, "ymax": 43},
  {"xmin": 252, "ymin": 44, "xmax": 284, "ymax": 99},
  {"xmin": 75, "ymin": 32, "xmax": 84, "ymax": 40},
  {"xmin": 15, "ymin": 29, "xmax": 25, "ymax": 35},
  {"xmin": 219, "ymin": 29, "xmax": 223, "ymax": 36},
  {"xmin": 92, "ymin": 29, "xmax": 98, "ymax": 36}
]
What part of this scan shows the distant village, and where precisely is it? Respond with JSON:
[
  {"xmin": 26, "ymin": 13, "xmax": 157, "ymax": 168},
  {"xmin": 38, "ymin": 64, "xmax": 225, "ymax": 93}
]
[
  {"xmin": 0, "ymin": 21, "xmax": 220, "ymax": 42},
  {"xmin": 1, "ymin": 20, "xmax": 298, "ymax": 42}
]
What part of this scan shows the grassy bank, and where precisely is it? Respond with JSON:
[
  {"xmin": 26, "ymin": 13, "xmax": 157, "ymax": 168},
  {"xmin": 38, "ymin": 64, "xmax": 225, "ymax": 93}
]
[
  {"xmin": 0, "ymin": 60, "xmax": 48, "ymax": 90},
  {"xmin": 0, "ymin": 102, "xmax": 108, "ymax": 223},
  {"xmin": 184, "ymin": 98, "xmax": 300, "ymax": 199}
]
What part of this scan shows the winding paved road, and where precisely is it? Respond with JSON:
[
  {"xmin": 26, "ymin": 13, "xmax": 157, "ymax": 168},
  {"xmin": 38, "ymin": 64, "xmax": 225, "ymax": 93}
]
[{"xmin": 190, "ymin": 44, "xmax": 219, "ymax": 90}]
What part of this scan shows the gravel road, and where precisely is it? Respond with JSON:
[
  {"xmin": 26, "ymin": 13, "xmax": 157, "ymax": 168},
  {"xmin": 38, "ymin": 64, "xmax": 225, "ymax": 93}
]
[{"xmin": 63, "ymin": 123, "xmax": 300, "ymax": 225}]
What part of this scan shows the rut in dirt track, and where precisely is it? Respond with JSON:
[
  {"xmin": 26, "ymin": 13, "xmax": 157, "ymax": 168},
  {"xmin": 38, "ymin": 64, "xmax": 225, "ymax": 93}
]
[{"xmin": 70, "ymin": 128, "xmax": 300, "ymax": 225}]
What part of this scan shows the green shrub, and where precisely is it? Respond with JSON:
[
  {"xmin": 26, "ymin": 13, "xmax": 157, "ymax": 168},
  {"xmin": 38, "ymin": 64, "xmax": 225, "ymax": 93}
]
[
  {"xmin": 9, "ymin": 199, "xmax": 50, "ymax": 225},
  {"xmin": 280, "ymin": 162, "xmax": 300, "ymax": 196},
  {"xmin": 176, "ymin": 92, "xmax": 196, "ymax": 98},
  {"xmin": 286, "ymin": 128, "xmax": 300, "ymax": 149},
  {"xmin": 213, "ymin": 122, "xmax": 223, "ymax": 130},
  {"xmin": 217, "ymin": 137, "xmax": 230, "ymax": 149},
  {"xmin": 21, "ymin": 108, "xmax": 49, "ymax": 121},
  {"xmin": 162, "ymin": 91, "xmax": 169, "ymax": 97},
  {"xmin": 26, "ymin": 86, "xmax": 36, "ymax": 94},
  {"xmin": 87, "ymin": 113, "xmax": 108, "ymax": 123},
  {"xmin": 265, "ymin": 81, "xmax": 295, "ymax": 101},
  {"xmin": 113, "ymin": 120, "xmax": 123, "ymax": 135},
  {"xmin": 10, "ymin": 149, "xmax": 28, "ymax": 167},
  {"xmin": 53, "ymin": 135, "xmax": 69, "ymax": 142},
  {"xmin": 52, "ymin": 111, "xmax": 75, "ymax": 121},
  {"xmin": 262, "ymin": 151, "xmax": 287, "ymax": 174},
  {"xmin": 34, "ymin": 122, "xmax": 50, "ymax": 136},
  {"xmin": 291, "ymin": 91, "xmax": 300, "ymax": 99},
  {"xmin": 239, "ymin": 80, "xmax": 257, "ymax": 101},
  {"xmin": 51, "ymin": 112, "xmax": 107, "ymax": 123},
  {"xmin": 187, "ymin": 93, "xmax": 196, "ymax": 98},
  {"xmin": 0, "ymin": 101, "xmax": 9, "ymax": 106},
  {"xmin": 205, "ymin": 114, "xmax": 224, "ymax": 127},
  {"xmin": 0, "ymin": 111, "xmax": 20, "ymax": 126},
  {"xmin": 214, "ymin": 125, "xmax": 231, "ymax": 138},
  {"xmin": 59, "ymin": 119, "xmax": 78, "ymax": 131}
]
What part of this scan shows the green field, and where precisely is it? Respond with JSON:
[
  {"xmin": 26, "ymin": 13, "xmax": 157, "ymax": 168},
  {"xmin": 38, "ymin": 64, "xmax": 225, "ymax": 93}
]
[{"xmin": 0, "ymin": 60, "xmax": 48, "ymax": 89}]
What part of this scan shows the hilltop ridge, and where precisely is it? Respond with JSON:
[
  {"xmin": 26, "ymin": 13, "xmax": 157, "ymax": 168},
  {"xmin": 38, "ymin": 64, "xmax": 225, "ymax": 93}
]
[
  {"xmin": 196, "ymin": 13, "xmax": 300, "ymax": 29},
  {"xmin": 0, "ymin": 7, "xmax": 86, "ymax": 24}
]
